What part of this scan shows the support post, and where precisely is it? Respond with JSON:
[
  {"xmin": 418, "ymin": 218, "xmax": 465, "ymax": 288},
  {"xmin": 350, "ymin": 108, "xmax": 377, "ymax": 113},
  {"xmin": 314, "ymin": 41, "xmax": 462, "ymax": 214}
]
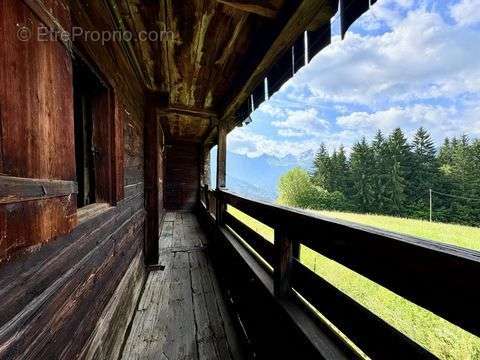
[
  {"xmin": 144, "ymin": 93, "xmax": 166, "ymax": 266},
  {"xmin": 199, "ymin": 144, "xmax": 211, "ymax": 207},
  {"xmin": 203, "ymin": 147, "xmax": 211, "ymax": 189},
  {"xmin": 274, "ymin": 226, "xmax": 293, "ymax": 298},
  {"xmin": 216, "ymin": 122, "xmax": 227, "ymax": 224}
]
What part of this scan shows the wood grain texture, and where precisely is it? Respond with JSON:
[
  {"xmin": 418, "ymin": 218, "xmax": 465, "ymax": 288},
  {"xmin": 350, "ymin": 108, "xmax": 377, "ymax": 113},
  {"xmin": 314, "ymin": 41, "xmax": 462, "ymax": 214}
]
[
  {"xmin": 114, "ymin": 99, "xmax": 126, "ymax": 202},
  {"xmin": 0, "ymin": 0, "xmax": 75, "ymax": 180},
  {"xmin": 0, "ymin": 1, "xmax": 149, "ymax": 358},
  {"xmin": 165, "ymin": 142, "xmax": 200, "ymax": 211},
  {"xmin": 216, "ymin": 0, "xmax": 284, "ymax": 18},
  {"xmin": 81, "ymin": 252, "xmax": 146, "ymax": 360},
  {"xmin": 292, "ymin": 260, "xmax": 434, "ymax": 359},
  {"xmin": 199, "ymin": 207, "xmax": 357, "ymax": 359},
  {"xmin": 0, "ymin": 175, "xmax": 77, "ymax": 204},
  {"xmin": 224, "ymin": 212, "xmax": 274, "ymax": 266},
  {"xmin": 121, "ymin": 212, "xmax": 243, "ymax": 360},
  {"xmin": 221, "ymin": 0, "xmax": 335, "ymax": 128},
  {"xmin": 0, "ymin": 196, "xmax": 77, "ymax": 262},
  {"xmin": 0, "ymin": 195, "xmax": 145, "ymax": 359},
  {"xmin": 144, "ymin": 101, "xmax": 165, "ymax": 265},
  {"xmin": 219, "ymin": 190, "xmax": 480, "ymax": 345}
]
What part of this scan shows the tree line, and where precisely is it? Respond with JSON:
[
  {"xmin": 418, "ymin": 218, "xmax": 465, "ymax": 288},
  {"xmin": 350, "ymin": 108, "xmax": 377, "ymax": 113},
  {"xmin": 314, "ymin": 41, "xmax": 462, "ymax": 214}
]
[{"xmin": 277, "ymin": 127, "xmax": 480, "ymax": 226}]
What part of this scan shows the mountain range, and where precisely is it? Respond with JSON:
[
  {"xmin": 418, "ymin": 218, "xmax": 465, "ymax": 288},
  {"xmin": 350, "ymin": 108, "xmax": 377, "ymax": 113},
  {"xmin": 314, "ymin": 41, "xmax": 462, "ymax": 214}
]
[{"xmin": 218, "ymin": 151, "xmax": 314, "ymax": 202}]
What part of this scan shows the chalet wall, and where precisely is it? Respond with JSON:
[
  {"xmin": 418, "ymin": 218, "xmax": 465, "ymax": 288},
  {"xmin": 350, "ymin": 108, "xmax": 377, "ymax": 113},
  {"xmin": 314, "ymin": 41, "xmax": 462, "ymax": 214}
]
[
  {"xmin": 144, "ymin": 106, "xmax": 165, "ymax": 265},
  {"xmin": 0, "ymin": 0, "xmax": 150, "ymax": 358},
  {"xmin": 81, "ymin": 252, "xmax": 146, "ymax": 360},
  {"xmin": 165, "ymin": 141, "xmax": 200, "ymax": 211},
  {"xmin": 0, "ymin": 0, "xmax": 77, "ymax": 259}
]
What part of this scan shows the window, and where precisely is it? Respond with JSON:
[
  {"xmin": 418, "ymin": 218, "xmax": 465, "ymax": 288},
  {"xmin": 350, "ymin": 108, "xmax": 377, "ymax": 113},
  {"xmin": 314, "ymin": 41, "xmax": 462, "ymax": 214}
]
[{"xmin": 73, "ymin": 57, "xmax": 124, "ymax": 208}]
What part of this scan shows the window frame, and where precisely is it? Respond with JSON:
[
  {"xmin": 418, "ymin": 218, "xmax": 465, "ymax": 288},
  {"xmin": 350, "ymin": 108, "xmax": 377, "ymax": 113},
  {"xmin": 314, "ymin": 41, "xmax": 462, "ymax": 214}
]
[{"xmin": 72, "ymin": 54, "xmax": 124, "ymax": 210}]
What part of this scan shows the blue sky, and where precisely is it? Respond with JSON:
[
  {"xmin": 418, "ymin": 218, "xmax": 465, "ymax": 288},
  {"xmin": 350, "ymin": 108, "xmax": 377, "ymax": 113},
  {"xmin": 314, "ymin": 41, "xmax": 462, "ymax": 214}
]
[{"xmin": 227, "ymin": 0, "xmax": 480, "ymax": 161}]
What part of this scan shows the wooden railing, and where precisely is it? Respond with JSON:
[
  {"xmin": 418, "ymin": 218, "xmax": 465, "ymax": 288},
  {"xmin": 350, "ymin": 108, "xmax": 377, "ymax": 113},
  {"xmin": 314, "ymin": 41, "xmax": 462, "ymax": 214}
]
[
  {"xmin": 201, "ymin": 186, "xmax": 217, "ymax": 219},
  {"xmin": 200, "ymin": 188, "xmax": 480, "ymax": 358}
]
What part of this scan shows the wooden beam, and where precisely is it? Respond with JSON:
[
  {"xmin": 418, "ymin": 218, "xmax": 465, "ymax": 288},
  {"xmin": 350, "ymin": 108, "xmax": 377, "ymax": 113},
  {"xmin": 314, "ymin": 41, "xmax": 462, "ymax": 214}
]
[
  {"xmin": 0, "ymin": 176, "xmax": 77, "ymax": 204},
  {"xmin": 144, "ymin": 97, "xmax": 162, "ymax": 266},
  {"xmin": 216, "ymin": 0, "xmax": 280, "ymax": 18},
  {"xmin": 200, "ymin": 145, "xmax": 211, "ymax": 189},
  {"xmin": 21, "ymin": 0, "xmax": 73, "ymax": 53},
  {"xmin": 219, "ymin": 189, "xmax": 480, "ymax": 338},
  {"xmin": 104, "ymin": 0, "xmax": 151, "ymax": 89},
  {"xmin": 215, "ymin": 122, "xmax": 227, "ymax": 225},
  {"xmin": 158, "ymin": 104, "xmax": 218, "ymax": 120},
  {"xmin": 201, "ymin": 126, "xmax": 219, "ymax": 151},
  {"xmin": 274, "ymin": 226, "xmax": 293, "ymax": 298},
  {"xmin": 221, "ymin": 0, "xmax": 335, "ymax": 130},
  {"xmin": 216, "ymin": 123, "xmax": 227, "ymax": 190},
  {"xmin": 224, "ymin": 212, "xmax": 275, "ymax": 266}
]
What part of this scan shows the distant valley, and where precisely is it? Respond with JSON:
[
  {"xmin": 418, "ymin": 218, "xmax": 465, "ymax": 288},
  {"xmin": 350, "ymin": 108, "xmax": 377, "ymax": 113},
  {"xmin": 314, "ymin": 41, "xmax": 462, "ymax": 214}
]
[{"xmin": 210, "ymin": 151, "xmax": 314, "ymax": 203}]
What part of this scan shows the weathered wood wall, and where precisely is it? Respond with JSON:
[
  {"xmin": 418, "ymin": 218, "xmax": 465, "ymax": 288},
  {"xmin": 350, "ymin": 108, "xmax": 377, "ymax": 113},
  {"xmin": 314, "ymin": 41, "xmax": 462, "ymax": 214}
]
[
  {"xmin": 0, "ymin": 0, "xmax": 151, "ymax": 358},
  {"xmin": 81, "ymin": 252, "xmax": 146, "ymax": 360},
  {"xmin": 165, "ymin": 141, "xmax": 200, "ymax": 211},
  {"xmin": 0, "ymin": 0, "xmax": 77, "ymax": 260},
  {"xmin": 144, "ymin": 103, "xmax": 166, "ymax": 265}
]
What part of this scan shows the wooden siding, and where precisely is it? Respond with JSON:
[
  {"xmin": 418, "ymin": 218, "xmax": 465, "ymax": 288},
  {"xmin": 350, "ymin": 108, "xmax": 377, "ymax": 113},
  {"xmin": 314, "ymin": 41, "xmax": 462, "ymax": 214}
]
[
  {"xmin": 0, "ymin": 0, "xmax": 77, "ymax": 259},
  {"xmin": 0, "ymin": 1, "xmax": 148, "ymax": 358},
  {"xmin": 81, "ymin": 252, "xmax": 146, "ymax": 360},
  {"xmin": 165, "ymin": 142, "xmax": 200, "ymax": 211},
  {"xmin": 144, "ymin": 103, "xmax": 166, "ymax": 265}
]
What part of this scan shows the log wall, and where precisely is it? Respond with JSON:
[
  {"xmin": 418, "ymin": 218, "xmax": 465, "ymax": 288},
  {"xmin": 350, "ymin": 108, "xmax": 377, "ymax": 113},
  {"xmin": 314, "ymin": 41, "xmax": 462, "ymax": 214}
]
[
  {"xmin": 165, "ymin": 141, "xmax": 200, "ymax": 211},
  {"xmin": 0, "ymin": 0, "xmax": 153, "ymax": 358}
]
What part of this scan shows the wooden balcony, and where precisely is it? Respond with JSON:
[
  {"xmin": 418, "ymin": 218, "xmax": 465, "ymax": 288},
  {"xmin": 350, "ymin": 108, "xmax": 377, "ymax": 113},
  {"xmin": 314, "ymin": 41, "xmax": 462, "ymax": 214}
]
[
  {"xmin": 197, "ymin": 187, "xmax": 480, "ymax": 358},
  {"xmin": 1, "ymin": 0, "xmax": 475, "ymax": 358},
  {"xmin": 121, "ymin": 212, "xmax": 243, "ymax": 360}
]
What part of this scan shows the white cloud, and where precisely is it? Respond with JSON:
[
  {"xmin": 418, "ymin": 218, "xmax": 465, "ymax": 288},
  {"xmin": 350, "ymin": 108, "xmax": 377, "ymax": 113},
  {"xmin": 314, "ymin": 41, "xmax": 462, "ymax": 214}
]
[
  {"xmin": 450, "ymin": 0, "xmax": 480, "ymax": 26},
  {"xmin": 277, "ymin": 129, "xmax": 305, "ymax": 137},
  {"xmin": 395, "ymin": 0, "xmax": 415, "ymax": 8},
  {"xmin": 228, "ymin": 1, "xmax": 480, "ymax": 161},
  {"xmin": 257, "ymin": 102, "xmax": 286, "ymax": 117},
  {"xmin": 291, "ymin": 7, "xmax": 480, "ymax": 106},
  {"xmin": 272, "ymin": 108, "xmax": 329, "ymax": 137},
  {"xmin": 228, "ymin": 127, "xmax": 319, "ymax": 159},
  {"xmin": 337, "ymin": 104, "xmax": 475, "ymax": 144}
]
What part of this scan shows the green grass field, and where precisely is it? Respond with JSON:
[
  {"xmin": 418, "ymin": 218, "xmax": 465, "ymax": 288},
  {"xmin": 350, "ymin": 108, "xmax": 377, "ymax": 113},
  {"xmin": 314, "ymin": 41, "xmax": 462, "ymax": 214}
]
[{"xmin": 227, "ymin": 206, "xmax": 480, "ymax": 360}]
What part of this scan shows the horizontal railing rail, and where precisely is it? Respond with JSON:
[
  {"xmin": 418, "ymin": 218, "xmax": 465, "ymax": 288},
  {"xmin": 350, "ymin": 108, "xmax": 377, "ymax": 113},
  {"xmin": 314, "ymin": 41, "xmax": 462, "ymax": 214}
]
[
  {"xmin": 201, "ymin": 188, "xmax": 480, "ymax": 358},
  {"xmin": 224, "ymin": 211, "xmax": 275, "ymax": 267}
]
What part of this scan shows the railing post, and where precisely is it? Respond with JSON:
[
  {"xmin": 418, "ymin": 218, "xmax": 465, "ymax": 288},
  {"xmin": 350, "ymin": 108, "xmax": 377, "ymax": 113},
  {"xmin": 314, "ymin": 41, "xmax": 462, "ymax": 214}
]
[
  {"xmin": 204, "ymin": 186, "xmax": 209, "ymax": 210},
  {"xmin": 293, "ymin": 241, "xmax": 301, "ymax": 259},
  {"xmin": 216, "ymin": 122, "xmax": 227, "ymax": 225},
  {"xmin": 274, "ymin": 226, "xmax": 293, "ymax": 298}
]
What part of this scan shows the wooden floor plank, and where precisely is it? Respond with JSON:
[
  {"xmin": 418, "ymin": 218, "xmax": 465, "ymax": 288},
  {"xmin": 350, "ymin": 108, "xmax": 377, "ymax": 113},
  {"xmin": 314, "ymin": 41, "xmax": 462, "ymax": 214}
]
[{"xmin": 121, "ymin": 212, "xmax": 243, "ymax": 360}]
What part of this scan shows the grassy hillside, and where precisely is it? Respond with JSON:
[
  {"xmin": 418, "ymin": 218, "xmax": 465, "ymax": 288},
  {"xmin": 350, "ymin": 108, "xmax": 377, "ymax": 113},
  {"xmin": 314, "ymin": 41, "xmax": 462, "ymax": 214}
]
[
  {"xmin": 227, "ymin": 206, "xmax": 480, "ymax": 359},
  {"xmin": 314, "ymin": 210, "xmax": 480, "ymax": 252}
]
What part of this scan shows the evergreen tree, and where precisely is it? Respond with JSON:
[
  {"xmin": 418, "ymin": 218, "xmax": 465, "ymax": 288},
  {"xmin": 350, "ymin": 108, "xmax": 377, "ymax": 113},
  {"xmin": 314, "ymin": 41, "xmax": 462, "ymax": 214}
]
[
  {"xmin": 438, "ymin": 138, "xmax": 453, "ymax": 171},
  {"xmin": 449, "ymin": 135, "xmax": 474, "ymax": 224},
  {"xmin": 410, "ymin": 127, "xmax": 437, "ymax": 218},
  {"xmin": 385, "ymin": 128, "xmax": 411, "ymax": 215},
  {"xmin": 350, "ymin": 138, "xmax": 375, "ymax": 212},
  {"xmin": 330, "ymin": 146, "xmax": 350, "ymax": 195},
  {"xmin": 312, "ymin": 144, "xmax": 331, "ymax": 189},
  {"xmin": 436, "ymin": 137, "xmax": 456, "ymax": 222},
  {"xmin": 277, "ymin": 128, "xmax": 479, "ymax": 226},
  {"xmin": 371, "ymin": 130, "xmax": 390, "ymax": 213},
  {"xmin": 469, "ymin": 140, "xmax": 480, "ymax": 224}
]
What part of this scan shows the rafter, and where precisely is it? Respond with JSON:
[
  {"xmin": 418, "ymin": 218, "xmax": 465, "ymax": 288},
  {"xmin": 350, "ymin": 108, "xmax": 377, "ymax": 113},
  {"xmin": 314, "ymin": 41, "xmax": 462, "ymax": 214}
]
[
  {"xmin": 158, "ymin": 104, "xmax": 218, "ymax": 120},
  {"xmin": 220, "ymin": 0, "xmax": 335, "ymax": 130},
  {"xmin": 216, "ymin": 0, "xmax": 281, "ymax": 18}
]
